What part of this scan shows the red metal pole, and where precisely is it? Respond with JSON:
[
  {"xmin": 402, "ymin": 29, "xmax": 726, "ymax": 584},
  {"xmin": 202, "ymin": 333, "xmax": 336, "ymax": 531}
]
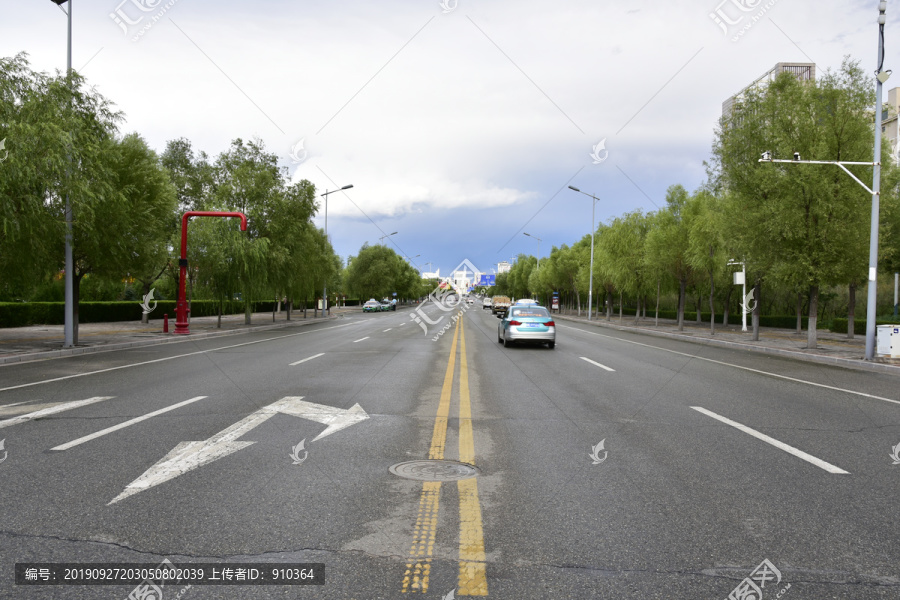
[
  {"xmin": 175, "ymin": 211, "xmax": 248, "ymax": 335},
  {"xmin": 163, "ymin": 314, "xmax": 168, "ymax": 333}
]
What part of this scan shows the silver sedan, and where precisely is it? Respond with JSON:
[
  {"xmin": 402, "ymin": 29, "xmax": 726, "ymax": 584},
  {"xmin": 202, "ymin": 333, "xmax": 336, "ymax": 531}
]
[{"xmin": 498, "ymin": 305, "xmax": 556, "ymax": 349}]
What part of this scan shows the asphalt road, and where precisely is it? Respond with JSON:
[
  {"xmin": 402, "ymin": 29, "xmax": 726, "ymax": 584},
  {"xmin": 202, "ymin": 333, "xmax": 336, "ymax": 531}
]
[{"xmin": 1, "ymin": 302, "xmax": 898, "ymax": 599}]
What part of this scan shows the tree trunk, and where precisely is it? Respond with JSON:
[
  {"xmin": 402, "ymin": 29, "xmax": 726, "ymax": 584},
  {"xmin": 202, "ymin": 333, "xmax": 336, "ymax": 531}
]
[
  {"xmin": 304, "ymin": 297, "xmax": 307, "ymax": 319},
  {"xmin": 752, "ymin": 280, "xmax": 760, "ymax": 341},
  {"xmin": 217, "ymin": 301, "xmax": 222, "ymax": 329},
  {"xmin": 606, "ymin": 289, "xmax": 612, "ymax": 321},
  {"xmin": 722, "ymin": 285, "xmax": 732, "ymax": 326},
  {"xmin": 633, "ymin": 297, "xmax": 640, "ymax": 323},
  {"xmin": 287, "ymin": 299, "xmax": 292, "ymax": 321},
  {"xmin": 695, "ymin": 292, "xmax": 702, "ymax": 324},
  {"xmin": 655, "ymin": 280, "xmax": 660, "ymax": 326},
  {"xmin": 677, "ymin": 277, "xmax": 686, "ymax": 331},
  {"xmin": 847, "ymin": 283, "xmax": 856, "ymax": 340},
  {"xmin": 709, "ymin": 270, "xmax": 716, "ymax": 335},
  {"xmin": 619, "ymin": 291, "xmax": 623, "ymax": 322},
  {"xmin": 808, "ymin": 285, "xmax": 819, "ymax": 349},
  {"xmin": 796, "ymin": 292, "xmax": 802, "ymax": 334}
]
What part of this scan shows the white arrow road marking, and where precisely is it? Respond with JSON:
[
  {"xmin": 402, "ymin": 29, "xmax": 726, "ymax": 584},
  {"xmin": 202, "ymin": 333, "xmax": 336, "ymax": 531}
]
[
  {"xmin": 275, "ymin": 397, "xmax": 369, "ymax": 442},
  {"xmin": 691, "ymin": 406, "xmax": 850, "ymax": 474},
  {"xmin": 109, "ymin": 397, "xmax": 369, "ymax": 504},
  {"xmin": 353, "ymin": 337, "xmax": 370, "ymax": 343},
  {"xmin": 51, "ymin": 396, "xmax": 209, "ymax": 451},
  {"xmin": 580, "ymin": 357, "xmax": 615, "ymax": 372},
  {"xmin": 289, "ymin": 353, "xmax": 324, "ymax": 366},
  {"xmin": 0, "ymin": 397, "xmax": 114, "ymax": 430}
]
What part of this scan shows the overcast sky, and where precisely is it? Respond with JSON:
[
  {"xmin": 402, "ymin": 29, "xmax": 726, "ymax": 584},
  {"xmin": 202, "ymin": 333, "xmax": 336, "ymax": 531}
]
[{"xmin": 2, "ymin": 0, "xmax": 887, "ymax": 278}]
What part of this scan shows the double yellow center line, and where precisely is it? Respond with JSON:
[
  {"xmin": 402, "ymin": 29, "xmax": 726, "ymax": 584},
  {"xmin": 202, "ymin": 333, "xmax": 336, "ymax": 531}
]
[{"xmin": 401, "ymin": 316, "xmax": 488, "ymax": 595}]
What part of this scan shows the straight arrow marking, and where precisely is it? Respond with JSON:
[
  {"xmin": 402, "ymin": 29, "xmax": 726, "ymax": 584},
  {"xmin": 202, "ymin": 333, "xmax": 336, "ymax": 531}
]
[
  {"xmin": 0, "ymin": 397, "xmax": 114, "ymax": 430},
  {"xmin": 109, "ymin": 397, "xmax": 369, "ymax": 504}
]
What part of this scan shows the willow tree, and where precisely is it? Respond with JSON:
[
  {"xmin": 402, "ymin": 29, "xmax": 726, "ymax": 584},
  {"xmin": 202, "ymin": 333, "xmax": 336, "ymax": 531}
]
[
  {"xmin": 597, "ymin": 211, "xmax": 650, "ymax": 322},
  {"xmin": 0, "ymin": 53, "xmax": 121, "ymax": 340}
]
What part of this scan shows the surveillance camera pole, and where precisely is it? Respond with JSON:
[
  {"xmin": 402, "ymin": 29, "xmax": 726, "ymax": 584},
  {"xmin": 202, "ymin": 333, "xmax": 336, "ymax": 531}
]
[
  {"xmin": 864, "ymin": 0, "xmax": 888, "ymax": 360},
  {"xmin": 728, "ymin": 260, "xmax": 748, "ymax": 332},
  {"xmin": 761, "ymin": 3, "xmax": 888, "ymax": 359},
  {"xmin": 758, "ymin": 155, "xmax": 881, "ymax": 357}
]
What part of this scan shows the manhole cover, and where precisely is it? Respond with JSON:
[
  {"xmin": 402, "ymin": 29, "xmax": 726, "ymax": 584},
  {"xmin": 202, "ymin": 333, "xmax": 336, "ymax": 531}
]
[{"xmin": 389, "ymin": 459, "xmax": 479, "ymax": 482}]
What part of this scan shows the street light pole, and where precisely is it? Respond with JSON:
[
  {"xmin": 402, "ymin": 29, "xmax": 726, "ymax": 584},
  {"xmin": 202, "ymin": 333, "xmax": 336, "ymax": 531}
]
[
  {"xmin": 52, "ymin": 0, "xmax": 74, "ymax": 347},
  {"xmin": 523, "ymin": 233, "xmax": 542, "ymax": 267},
  {"xmin": 866, "ymin": 1, "xmax": 888, "ymax": 359},
  {"xmin": 321, "ymin": 184, "xmax": 353, "ymax": 317},
  {"xmin": 568, "ymin": 186, "xmax": 599, "ymax": 321},
  {"xmin": 379, "ymin": 231, "xmax": 398, "ymax": 245}
]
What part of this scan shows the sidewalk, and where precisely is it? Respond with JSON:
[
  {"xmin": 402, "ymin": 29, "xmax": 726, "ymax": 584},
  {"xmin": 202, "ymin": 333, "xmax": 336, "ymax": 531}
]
[
  {"xmin": 555, "ymin": 311, "xmax": 900, "ymax": 376},
  {"xmin": 0, "ymin": 306, "xmax": 364, "ymax": 365}
]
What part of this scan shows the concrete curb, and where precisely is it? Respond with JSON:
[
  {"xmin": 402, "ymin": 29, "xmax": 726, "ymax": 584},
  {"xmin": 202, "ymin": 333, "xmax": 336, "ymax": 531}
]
[
  {"xmin": 555, "ymin": 315, "xmax": 900, "ymax": 376},
  {"xmin": 0, "ymin": 315, "xmax": 342, "ymax": 366}
]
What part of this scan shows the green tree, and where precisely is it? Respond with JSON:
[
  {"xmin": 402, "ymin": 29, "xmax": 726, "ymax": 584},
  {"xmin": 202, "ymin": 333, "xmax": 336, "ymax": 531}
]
[
  {"xmin": 345, "ymin": 243, "xmax": 403, "ymax": 300},
  {"xmin": 712, "ymin": 59, "xmax": 893, "ymax": 347},
  {"xmin": 0, "ymin": 53, "xmax": 121, "ymax": 340}
]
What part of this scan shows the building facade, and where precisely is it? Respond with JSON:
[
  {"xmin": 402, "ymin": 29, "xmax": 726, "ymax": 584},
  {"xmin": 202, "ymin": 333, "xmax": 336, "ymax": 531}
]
[{"xmin": 722, "ymin": 62, "xmax": 816, "ymax": 119}]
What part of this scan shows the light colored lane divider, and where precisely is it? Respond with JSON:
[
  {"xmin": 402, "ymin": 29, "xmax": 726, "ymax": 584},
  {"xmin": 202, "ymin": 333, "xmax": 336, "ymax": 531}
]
[
  {"xmin": 691, "ymin": 406, "xmax": 850, "ymax": 474},
  {"xmin": 51, "ymin": 396, "xmax": 209, "ymax": 451},
  {"xmin": 383, "ymin": 329, "xmax": 392, "ymax": 332},
  {"xmin": 289, "ymin": 353, "xmax": 325, "ymax": 366},
  {"xmin": 560, "ymin": 325, "xmax": 900, "ymax": 407},
  {"xmin": 353, "ymin": 337, "xmax": 370, "ymax": 343},
  {"xmin": 580, "ymin": 357, "xmax": 615, "ymax": 372},
  {"xmin": 0, "ymin": 397, "xmax": 114, "ymax": 430},
  {"xmin": 0, "ymin": 321, "xmax": 362, "ymax": 393}
]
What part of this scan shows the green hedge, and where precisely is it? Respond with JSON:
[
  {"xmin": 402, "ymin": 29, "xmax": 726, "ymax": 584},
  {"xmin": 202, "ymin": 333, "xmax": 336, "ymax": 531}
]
[
  {"xmin": 830, "ymin": 317, "xmax": 900, "ymax": 335},
  {"xmin": 0, "ymin": 300, "xmax": 281, "ymax": 328},
  {"xmin": 614, "ymin": 307, "xmax": 809, "ymax": 328}
]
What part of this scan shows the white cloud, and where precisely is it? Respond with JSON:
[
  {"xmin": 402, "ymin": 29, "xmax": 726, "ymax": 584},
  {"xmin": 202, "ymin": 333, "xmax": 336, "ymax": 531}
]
[{"xmin": 2, "ymin": 0, "xmax": 888, "ymax": 270}]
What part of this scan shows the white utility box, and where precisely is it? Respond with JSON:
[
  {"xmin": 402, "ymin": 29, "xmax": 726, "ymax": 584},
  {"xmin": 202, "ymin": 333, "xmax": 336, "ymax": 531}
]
[{"xmin": 876, "ymin": 325, "xmax": 900, "ymax": 357}]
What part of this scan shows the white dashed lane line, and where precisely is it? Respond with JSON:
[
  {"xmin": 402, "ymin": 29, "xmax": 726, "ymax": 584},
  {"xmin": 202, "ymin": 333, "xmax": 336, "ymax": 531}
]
[
  {"xmin": 353, "ymin": 337, "xmax": 370, "ymax": 343},
  {"xmin": 0, "ymin": 397, "xmax": 114, "ymax": 430},
  {"xmin": 580, "ymin": 357, "xmax": 615, "ymax": 372},
  {"xmin": 289, "ymin": 353, "xmax": 325, "ymax": 366},
  {"xmin": 691, "ymin": 406, "xmax": 850, "ymax": 474},
  {"xmin": 559, "ymin": 324, "xmax": 900, "ymax": 407},
  {"xmin": 51, "ymin": 396, "xmax": 210, "ymax": 451}
]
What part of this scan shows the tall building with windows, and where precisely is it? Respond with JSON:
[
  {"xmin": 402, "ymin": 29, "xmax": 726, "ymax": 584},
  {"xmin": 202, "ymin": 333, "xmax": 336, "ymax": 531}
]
[
  {"xmin": 722, "ymin": 62, "xmax": 816, "ymax": 119},
  {"xmin": 882, "ymin": 87, "xmax": 900, "ymax": 165}
]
